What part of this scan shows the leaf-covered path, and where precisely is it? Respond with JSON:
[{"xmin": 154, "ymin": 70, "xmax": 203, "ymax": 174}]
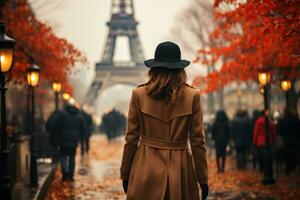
[
  {"xmin": 45, "ymin": 135, "xmax": 125, "ymax": 200},
  {"xmin": 45, "ymin": 135, "xmax": 300, "ymax": 200}
]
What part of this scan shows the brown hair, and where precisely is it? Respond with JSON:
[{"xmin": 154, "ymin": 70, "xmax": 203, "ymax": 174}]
[{"xmin": 146, "ymin": 67, "xmax": 187, "ymax": 103}]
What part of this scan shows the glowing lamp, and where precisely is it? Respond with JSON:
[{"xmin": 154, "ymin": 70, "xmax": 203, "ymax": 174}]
[
  {"xmin": 280, "ymin": 80, "xmax": 291, "ymax": 92},
  {"xmin": 52, "ymin": 82, "xmax": 62, "ymax": 92},
  {"xmin": 62, "ymin": 93, "xmax": 71, "ymax": 100},
  {"xmin": 258, "ymin": 71, "xmax": 271, "ymax": 86},
  {"xmin": 27, "ymin": 65, "xmax": 40, "ymax": 87},
  {"xmin": 0, "ymin": 23, "xmax": 15, "ymax": 73}
]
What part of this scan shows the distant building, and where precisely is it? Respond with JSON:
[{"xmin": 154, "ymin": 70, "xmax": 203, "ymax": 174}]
[{"xmin": 203, "ymin": 81, "xmax": 288, "ymax": 120}]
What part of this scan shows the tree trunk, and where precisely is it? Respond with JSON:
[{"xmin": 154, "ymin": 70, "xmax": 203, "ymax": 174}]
[
  {"xmin": 207, "ymin": 93, "xmax": 215, "ymax": 115},
  {"xmin": 217, "ymin": 89, "xmax": 224, "ymax": 110}
]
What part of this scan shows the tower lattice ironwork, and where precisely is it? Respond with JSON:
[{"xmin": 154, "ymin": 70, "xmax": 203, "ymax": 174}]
[{"xmin": 85, "ymin": 0, "xmax": 147, "ymax": 106}]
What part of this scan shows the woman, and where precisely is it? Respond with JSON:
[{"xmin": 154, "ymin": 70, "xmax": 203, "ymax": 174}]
[
  {"xmin": 211, "ymin": 110, "xmax": 230, "ymax": 173},
  {"xmin": 120, "ymin": 41, "xmax": 209, "ymax": 200}
]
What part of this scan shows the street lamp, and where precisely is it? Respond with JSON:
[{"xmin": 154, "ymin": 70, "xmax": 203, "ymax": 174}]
[
  {"xmin": 62, "ymin": 92, "xmax": 71, "ymax": 101},
  {"xmin": 52, "ymin": 81, "xmax": 61, "ymax": 111},
  {"xmin": 27, "ymin": 64, "xmax": 40, "ymax": 187},
  {"xmin": 281, "ymin": 79, "xmax": 292, "ymax": 110},
  {"xmin": 258, "ymin": 71, "xmax": 271, "ymax": 86},
  {"xmin": 257, "ymin": 70, "xmax": 275, "ymax": 185},
  {"xmin": 280, "ymin": 79, "xmax": 291, "ymax": 92},
  {"xmin": 0, "ymin": 22, "xmax": 15, "ymax": 200}
]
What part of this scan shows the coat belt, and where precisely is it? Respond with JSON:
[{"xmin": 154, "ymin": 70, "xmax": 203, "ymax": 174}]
[{"xmin": 140, "ymin": 136, "xmax": 188, "ymax": 150}]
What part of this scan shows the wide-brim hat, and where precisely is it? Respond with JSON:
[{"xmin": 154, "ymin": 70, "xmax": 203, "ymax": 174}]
[{"xmin": 144, "ymin": 41, "xmax": 190, "ymax": 69}]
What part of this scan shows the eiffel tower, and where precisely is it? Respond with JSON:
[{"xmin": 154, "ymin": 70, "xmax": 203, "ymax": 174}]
[{"xmin": 85, "ymin": 0, "xmax": 147, "ymax": 106}]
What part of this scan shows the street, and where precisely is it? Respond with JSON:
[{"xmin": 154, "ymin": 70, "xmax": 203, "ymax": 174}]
[
  {"xmin": 45, "ymin": 135, "xmax": 300, "ymax": 200},
  {"xmin": 2, "ymin": 1, "xmax": 299, "ymax": 200},
  {"xmin": 45, "ymin": 135, "xmax": 125, "ymax": 200}
]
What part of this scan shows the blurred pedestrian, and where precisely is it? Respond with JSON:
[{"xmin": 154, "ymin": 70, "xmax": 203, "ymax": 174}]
[
  {"xmin": 120, "ymin": 42, "xmax": 209, "ymax": 200},
  {"xmin": 100, "ymin": 109, "xmax": 126, "ymax": 141},
  {"xmin": 80, "ymin": 110, "xmax": 93, "ymax": 157},
  {"xmin": 212, "ymin": 110, "xmax": 230, "ymax": 173},
  {"xmin": 46, "ymin": 103, "xmax": 85, "ymax": 181},
  {"xmin": 253, "ymin": 110, "xmax": 277, "ymax": 171},
  {"xmin": 46, "ymin": 110, "xmax": 60, "ymax": 147},
  {"xmin": 231, "ymin": 110, "xmax": 252, "ymax": 169},
  {"xmin": 277, "ymin": 107, "xmax": 300, "ymax": 174}
]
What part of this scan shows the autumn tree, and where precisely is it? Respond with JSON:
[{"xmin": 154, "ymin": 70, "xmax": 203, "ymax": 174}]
[
  {"xmin": 1, "ymin": 0, "xmax": 86, "ymax": 90},
  {"xmin": 1, "ymin": 0, "xmax": 86, "ymax": 124},
  {"xmin": 195, "ymin": 0, "xmax": 300, "ymax": 113},
  {"xmin": 172, "ymin": 0, "xmax": 227, "ymax": 113}
]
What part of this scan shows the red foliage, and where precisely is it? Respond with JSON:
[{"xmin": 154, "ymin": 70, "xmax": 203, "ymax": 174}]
[
  {"xmin": 2, "ymin": 1, "xmax": 87, "ymax": 89},
  {"xmin": 62, "ymin": 83, "xmax": 73, "ymax": 96},
  {"xmin": 194, "ymin": 0, "xmax": 300, "ymax": 93}
]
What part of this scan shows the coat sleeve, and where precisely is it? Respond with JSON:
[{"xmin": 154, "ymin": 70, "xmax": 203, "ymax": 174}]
[
  {"xmin": 189, "ymin": 91, "xmax": 208, "ymax": 185},
  {"xmin": 120, "ymin": 89, "xmax": 140, "ymax": 180}
]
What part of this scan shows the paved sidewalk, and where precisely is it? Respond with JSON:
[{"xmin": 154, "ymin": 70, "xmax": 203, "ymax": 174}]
[
  {"xmin": 46, "ymin": 136, "xmax": 125, "ymax": 200},
  {"xmin": 12, "ymin": 162, "xmax": 57, "ymax": 200},
  {"xmin": 45, "ymin": 135, "xmax": 300, "ymax": 200}
]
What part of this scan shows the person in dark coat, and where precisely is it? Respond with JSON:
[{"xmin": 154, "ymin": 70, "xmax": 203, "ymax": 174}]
[
  {"xmin": 80, "ymin": 110, "xmax": 93, "ymax": 157},
  {"xmin": 46, "ymin": 103, "xmax": 85, "ymax": 181},
  {"xmin": 231, "ymin": 110, "xmax": 252, "ymax": 169},
  {"xmin": 100, "ymin": 109, "xmax": 126, "ymax": 140},
  {"xmin": 46, "ymin": 110, "xmax": 60, "ymax": 147},
  {"xmin": 211, "ymin": 110, "xmax": 230, "ymax": 173},
  {"xmin": 277, "ymin": 107, "xmax": 300, "ymax": 174}
]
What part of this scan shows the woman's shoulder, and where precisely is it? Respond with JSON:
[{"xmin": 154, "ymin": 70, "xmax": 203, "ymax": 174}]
[
  {"xmin": 184, "ymin": 83, "xmax": 197, "ymax": 89},
  {"xmin": 133, "ymin": 83, "xmax": 147, "ymax": 92},
  {"xmin": 132, "ymin": 82, "xmax": 200, "ymax": 102},
  {"xmin": 183, "ymin": 83, "xmax": 198, "ymax": 92},
  {"xmin": 130, "ymin": 83, "xmax": 148, "ymax": 99},
  {"xmin": 184, "ymin": 83, "xmax": 200, "ymax": 98},
  {"xmin": 136, "ymin": 83, "xmax": 148, "ymax": 88}
]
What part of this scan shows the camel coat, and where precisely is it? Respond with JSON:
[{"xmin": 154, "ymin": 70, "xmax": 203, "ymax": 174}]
[{"xmin": 120, "ymin": 84, "xmax": 208, "ymax": 200}]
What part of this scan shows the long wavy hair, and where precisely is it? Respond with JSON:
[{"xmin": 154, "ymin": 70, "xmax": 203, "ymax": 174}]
[{"xmin": 145, "ymin": 67, "xmax": 187, "ymax": 103}]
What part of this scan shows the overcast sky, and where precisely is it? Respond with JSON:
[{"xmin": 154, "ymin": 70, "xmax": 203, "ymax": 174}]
[{"xmin": 31, "ymin": 0, "xmax": 196, "ymax": 115}]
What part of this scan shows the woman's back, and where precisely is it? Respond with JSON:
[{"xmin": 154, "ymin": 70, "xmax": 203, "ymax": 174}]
[
  {"xmin": 121, "ymin": 83, "xmax": 208, "ymax": 200},
  {"xmin": 136, "ymin": 84, "xmax": 196, "ymax": 141},
  {"xmin": 120, "ymin": 41, "xmax": 208, "ymax": 200}
]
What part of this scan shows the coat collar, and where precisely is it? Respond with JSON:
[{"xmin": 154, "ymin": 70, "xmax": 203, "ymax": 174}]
[{"xmin": 134, "ymin": 85, "xmax": 195, "ymax": 123}]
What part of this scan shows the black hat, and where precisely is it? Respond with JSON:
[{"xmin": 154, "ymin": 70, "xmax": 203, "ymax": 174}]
[{"xmin": 144, "ymin": 41, "xmax": 190, "ymax": 69}]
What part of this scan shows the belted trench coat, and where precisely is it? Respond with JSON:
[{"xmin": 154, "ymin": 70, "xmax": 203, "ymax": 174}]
[{"xmin": 120, "ymin": 84, "xmax": 208, "ymax": 200}]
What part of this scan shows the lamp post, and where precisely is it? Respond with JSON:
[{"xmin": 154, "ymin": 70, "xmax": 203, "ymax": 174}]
[
  {"xmin": 0, "ymin": 22, "xmax": 15, "ymax": 200},
  {"xmin": 280, "ymin": 79, "xmax": 291, "ymax": 92},
  {"xmin": 258, "ymin": 70, "xmax": 275, "ymax": 185},
  {"xmin": 280, "ymin": 79, "xmax": 292, "ymax": 109},
  {"xmin": 52, "ymin": 81, "xmax": 61, "ymax": 111},
  {"xmin": 27, "ymin": 64, "xmax": 40, "ymax": 187}
]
